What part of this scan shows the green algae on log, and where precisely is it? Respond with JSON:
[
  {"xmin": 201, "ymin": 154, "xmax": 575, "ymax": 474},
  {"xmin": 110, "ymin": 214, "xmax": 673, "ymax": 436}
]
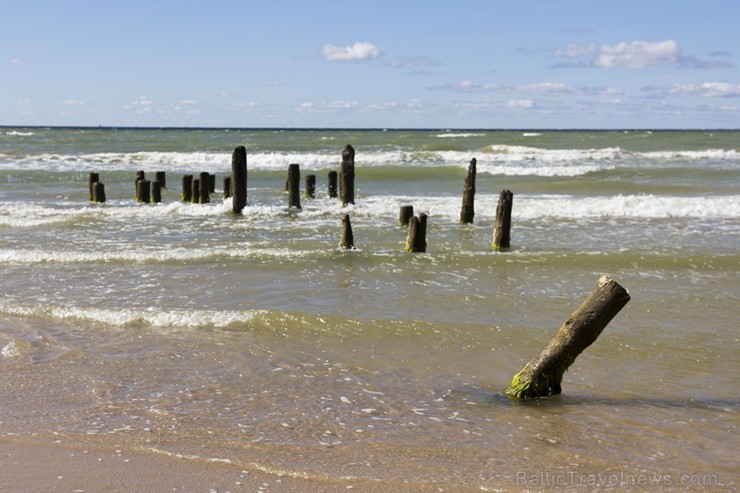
[{"xmin": 505, "ymin": 275, "xmax": 630, "ymax": 399}]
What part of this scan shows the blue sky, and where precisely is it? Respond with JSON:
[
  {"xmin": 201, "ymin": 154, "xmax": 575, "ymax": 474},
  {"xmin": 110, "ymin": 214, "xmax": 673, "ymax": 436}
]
[{"xmin": 2, "ymin": 0, "xmax": 739, "ymax": 128}]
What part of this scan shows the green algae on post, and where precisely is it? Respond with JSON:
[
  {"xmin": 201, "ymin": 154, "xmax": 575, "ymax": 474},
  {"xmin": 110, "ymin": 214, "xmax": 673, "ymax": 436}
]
[{"xmin": 505, "ymin": 275, "xmax": 631, "ymax": 399}]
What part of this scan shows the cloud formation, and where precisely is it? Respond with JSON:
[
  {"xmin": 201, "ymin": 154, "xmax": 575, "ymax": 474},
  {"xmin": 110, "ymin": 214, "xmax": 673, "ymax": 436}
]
[
  {"xmin": 645, "ymin": 82, "xmax": 740, "ymax": 97},
  {"xmin": 322, "ymin": 42, "xmax": 380, "ymax": 61},
  {"xmin": 594, "ymin": 40, "xmax": 680, "ymax": 68}
]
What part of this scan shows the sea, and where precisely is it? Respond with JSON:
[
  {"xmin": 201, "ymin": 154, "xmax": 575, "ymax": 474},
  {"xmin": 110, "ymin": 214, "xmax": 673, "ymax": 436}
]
[{"xmin": 0, "ymin": 127, "xmax": 738, "ymax": 492}]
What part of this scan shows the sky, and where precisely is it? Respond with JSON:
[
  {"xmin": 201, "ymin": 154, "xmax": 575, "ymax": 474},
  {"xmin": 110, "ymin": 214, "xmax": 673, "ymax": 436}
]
[{"xmin": 2, "ymin": 0, "xmax": 740, "ymax": 129}]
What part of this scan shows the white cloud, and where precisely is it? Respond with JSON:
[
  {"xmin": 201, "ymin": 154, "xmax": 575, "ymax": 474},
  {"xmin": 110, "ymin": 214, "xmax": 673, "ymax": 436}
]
[
  {"xmin": 594, "ymin": 40, "xmax": 680, "ymax": 68},
  {"xmin": 507, "ymin": 99, "xmax": 535, "ymax": 109},
  {"xmin": 61, "ymin": 99, "xmax": 85, "ymax": 106},
  {"xmin": 124, "ymin": 95, "xmax": 154, "ymax": 114},
  {"xmin": 662, "ymin": 82, "xmax": 740, "ymax": 97},
  {"xmin": 554, "ymin": 43, "xmax": 596, "ymax": 58},
  {"xmin": 322, "ymin": 42, "xmax": 380, "ymax": 61},
  {"xmin": 11, "ymin": 58, "xmax": 22, "ymax": 65}
]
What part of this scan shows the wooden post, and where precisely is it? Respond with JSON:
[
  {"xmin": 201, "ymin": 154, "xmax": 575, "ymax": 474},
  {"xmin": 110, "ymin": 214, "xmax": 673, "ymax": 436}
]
[
  {"xmin": 231, "ymin": 146, "xmax": 247, "ymax": 213},
  {"xmin": 339, "ymin": 214, "xmax": 355, "ymax": 249},
  {"xmin": 340, "ymin": 144, "xmax": 355, "ymax": 205},
  {"xmin": 135, "ymin": 170, "xmax": 145, "ymax": 200},
  {"xmin": 88, "ymin": 172, "xmax": 99, "ymax": 201},
  {"xmin": 155, "ymin": 171, "xmax": 166, "ymax": 188},
  {"xmin": 191, "ymin": 178, "xmax": 200, "ymax": 204},
  {"xmin": 182, "ymin": 174, "xmax": 193, "ymax": 202},
  {"xmin": 305, "ymin": 174, "xmax": 316, "ymax": 198},
  {"xmin": 152, "ymin": 180, "xmax": 162, "ymax": 203},
  {"xmin": 209, "ymin": 174, "xmax": 216, "ymax": 194},
  {"xmin": 399, "ymin": 205, "xmax": 414, "ymax": 227},
  {"xmin": 405, "ymin": 213, "xmax": 427, "ymax": 252},
  {"xmin": 136, "ymin": 179, "xmax": 151, "ymax": 203},
  {"xmin": 492, "ymin": 189, "xmax": 513, "ymax": 251},
  {"xmin": 459, "ymin": 158, "xmax": 476, "ymax": 224},
  {"xmin": 199, "ymin": 172, "xmax": 210, "ymax": 204},
  {"xmin": 223, "ymin": 176, "xmax": 231, "ymax": 199},
  {"xmin": 327, "ymin": 171, "xmax": 338, "ymax": 198},
  {"xmin": 287, "ymin": 163, "xmax": 301, "ymax": 209},
  {"xmin": 92, "ymin": 182, "xmax": 106, "ymax": 203},
  {"xmin": 505, "ymin": 276, "xmax": 631, "ymax": 399}
]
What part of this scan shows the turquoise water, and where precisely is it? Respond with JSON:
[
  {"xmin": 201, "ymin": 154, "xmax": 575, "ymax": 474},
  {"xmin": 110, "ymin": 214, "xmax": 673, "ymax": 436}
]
[{"xmin": 0, "ymin": 127, "xmax": 738, "ymax": 491}]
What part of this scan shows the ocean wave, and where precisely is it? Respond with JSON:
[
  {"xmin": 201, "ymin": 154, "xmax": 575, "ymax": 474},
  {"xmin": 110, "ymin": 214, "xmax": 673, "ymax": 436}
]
[
  {"xmin": 434, "ymin": 133, "xmax": 486, "ymax": 138},
  {"xmin": 4, "ymin": 131, "xmax": 34, "ymax": 137}
]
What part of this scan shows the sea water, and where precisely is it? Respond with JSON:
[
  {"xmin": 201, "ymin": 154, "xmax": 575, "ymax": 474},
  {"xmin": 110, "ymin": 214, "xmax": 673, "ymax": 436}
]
[{"xmin": 0, "ymin": 127, "xmax": 738, "ymax": 491}]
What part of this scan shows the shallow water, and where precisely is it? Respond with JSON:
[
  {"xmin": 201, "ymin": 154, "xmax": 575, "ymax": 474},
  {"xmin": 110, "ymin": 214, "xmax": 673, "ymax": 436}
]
[{"xmin": 0, "ymin": 127, "xmax": 738, "ymax": 491}]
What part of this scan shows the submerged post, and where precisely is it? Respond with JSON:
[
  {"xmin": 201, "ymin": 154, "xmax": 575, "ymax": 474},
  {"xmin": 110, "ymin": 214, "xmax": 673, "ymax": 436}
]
[
  {"xmin": 135, "ymin": 170, "xmax": 145, "ymax": 200},
  {"xmin": 155, "ymin": 171, "xmax": 166, "ymax": 188},
  {"xmin": 405, "ymin": 213, "xmax": 427, "ymax": 252},
  {"xmin": 199, "ymin": 172, "xmax": 210, "ymax": 204},
  {"xmin": 223, "ymin": 176, "xmax": 231, "ymax": 199},
  {"xmin": 191, "ymin": 178, "xmax": 200, "ymax": 204},
  {"xmin": 152, "ymin": 180, "xmax": 162, "ymax": 203},
  {"xmin": 92, "ymin": 182, "xmax": 106, "ymax": 203},
  {"xmin": 459, "ymin": 158, "xmax": 476, "ymax": 224},
  {"xmin": 305, "ymin": 174, "xmax": 316, "ymax": 199},
  {"xmin": 339, "ymin": 214, "xmax": 355, "ymax": 249},
  {"xmin": 182, "ymin": 174, "xmax": 193, "ymax": 202},
  {"xmin": 492, "ymin": 189, "xmax": 513, "ymax": 250},
  {"xmin": 340, "ymin": 144, "xmax": 355, "ymax": 206},
  {"xmin": 505, "ymin": 276, "xmax": 631, "ymax": 399},
  {"xmin": 136, "ymin": 179, "xmax": 151, "ymax": 203},
  {"xmin": 88, "ymin": 172, "xmax": 99, "ymax": 201},
  {"xmin": 231, "ymin": 145, "xmax": 247, "ymax": 213},
  {"xmin": 399, "ymin": 205, "xmax": 414, "ymax": 227},
  {"xmin": 287, "ymin": 163, "xmax": 301, "ymax": 209},
  {"xmin": 328, "ymin": 171, "xmax": 338, "ymax": 198}
]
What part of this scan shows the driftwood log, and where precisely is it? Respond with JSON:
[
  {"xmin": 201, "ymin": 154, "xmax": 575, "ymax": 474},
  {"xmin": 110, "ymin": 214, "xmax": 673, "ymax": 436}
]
[{"xmin": 505, "ymin": 275, "xmax": 631, "ymax": 399}]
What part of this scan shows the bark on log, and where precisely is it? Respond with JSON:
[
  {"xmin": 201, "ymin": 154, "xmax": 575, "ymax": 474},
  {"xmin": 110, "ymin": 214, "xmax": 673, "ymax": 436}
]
[
  {"xmin": 339, "ymin": 214, "xmax": 355, "ymax": 249},
  {"xmin": 459, "ymin": 158, "xmax": 476, "ymax": 224},
  {"xmin": 492, "ymin": 189, "xmax": 513, "ymax": 250},
  {"xmin": 231, "ymin": 146, "xmax": 247, "ymax": 213},
  {"xmin": 505, "ymin": 275, "xmax": 631, "ymax": 399}
]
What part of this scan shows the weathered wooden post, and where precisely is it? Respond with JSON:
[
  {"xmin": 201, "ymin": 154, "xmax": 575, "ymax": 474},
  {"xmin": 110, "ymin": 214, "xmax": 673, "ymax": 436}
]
[
  {"xmin": 287, "ymin": 163, "xmax": 301, "ymax": 209},
  {"xmin": 223, "ymin": 176, "xmax": 231, "ymax": 199},
  {"xmin": 328, "ymin": 171, "xmax": 338, "ymax": 198},
  {"xmin": 209, "ymin": 174, "xmax": 216, "ymax": 194},
  {"xmin": 405, "ymin": 213, "xmax": 427, "ymax": 252},
  {"xmin": 199, "ymin": 172, "xmax": 210, "ymax": 204},
  {"xmin": 88, "ymin": 172, "xmax": 99, "ymax": 201},
  {"xmin": 135, "ymin": 170, "xmax": 145, "ymax": 200},
  {"xmin": 505, "ymin": 276, "xmax": 631, "ymax": 399},
  {"xmin": 191, "ymin": 178, "xmax": 200, "ymax": 204},
  {"xmin": 182, "ymin": 174, "xmax": 193, "ymax": 202},
  {"xmin": 305, "ymin": 174, "xmax": 316, "ymax": 198},
  {"xmin": 492, "ymin": 189, "xmax": 513, "ymax": 250},
  {"xmin": 459, "ymin": 158, "xmax": 476, "ymax": 224},
  {"xmin": 399, "ymin": 205, "xmax": 414, "ymax": 227},
  {"xmin": 136, "ymin": 179, "xmax": 151, "ymax": 203},
  {"xmin": 92, "ymin": 182, "xmax": 106, "ymax": 203},
  {"xmin": 152, "ymin": 180, "xmax": 162, "ymax": 203},
  {"xmin": 340, "ymin": 144, "xmax": 355, "ymax": 205},
  {"xmin": 339, "ymin": 214, "xmax": 355, "ymax": 249},
  {"xmin": 155, "ymin": 171, "xmax": 166, "ymax": 188},
  {"xmin": 231, "ymin": 146, "xmax": 247, "ymax": 213}
]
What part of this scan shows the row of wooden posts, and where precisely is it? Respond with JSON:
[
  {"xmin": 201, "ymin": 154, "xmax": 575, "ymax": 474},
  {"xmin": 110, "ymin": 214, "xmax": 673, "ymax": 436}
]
[{"xmin": 88, "ymin": 146, "xmax": 514, "ymax": 252}]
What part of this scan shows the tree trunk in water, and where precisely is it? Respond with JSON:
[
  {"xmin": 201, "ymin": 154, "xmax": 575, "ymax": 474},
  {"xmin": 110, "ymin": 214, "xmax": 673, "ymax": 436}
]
[{"xmin": 505, "ymin": 275, "xmax": 631, "ymax": 399}]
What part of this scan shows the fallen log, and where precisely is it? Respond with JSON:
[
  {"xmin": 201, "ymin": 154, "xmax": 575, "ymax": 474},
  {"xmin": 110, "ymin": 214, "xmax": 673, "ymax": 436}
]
[{"xmin": 505, "ymin": 275, "xmax": 630, "ymax": 399}]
